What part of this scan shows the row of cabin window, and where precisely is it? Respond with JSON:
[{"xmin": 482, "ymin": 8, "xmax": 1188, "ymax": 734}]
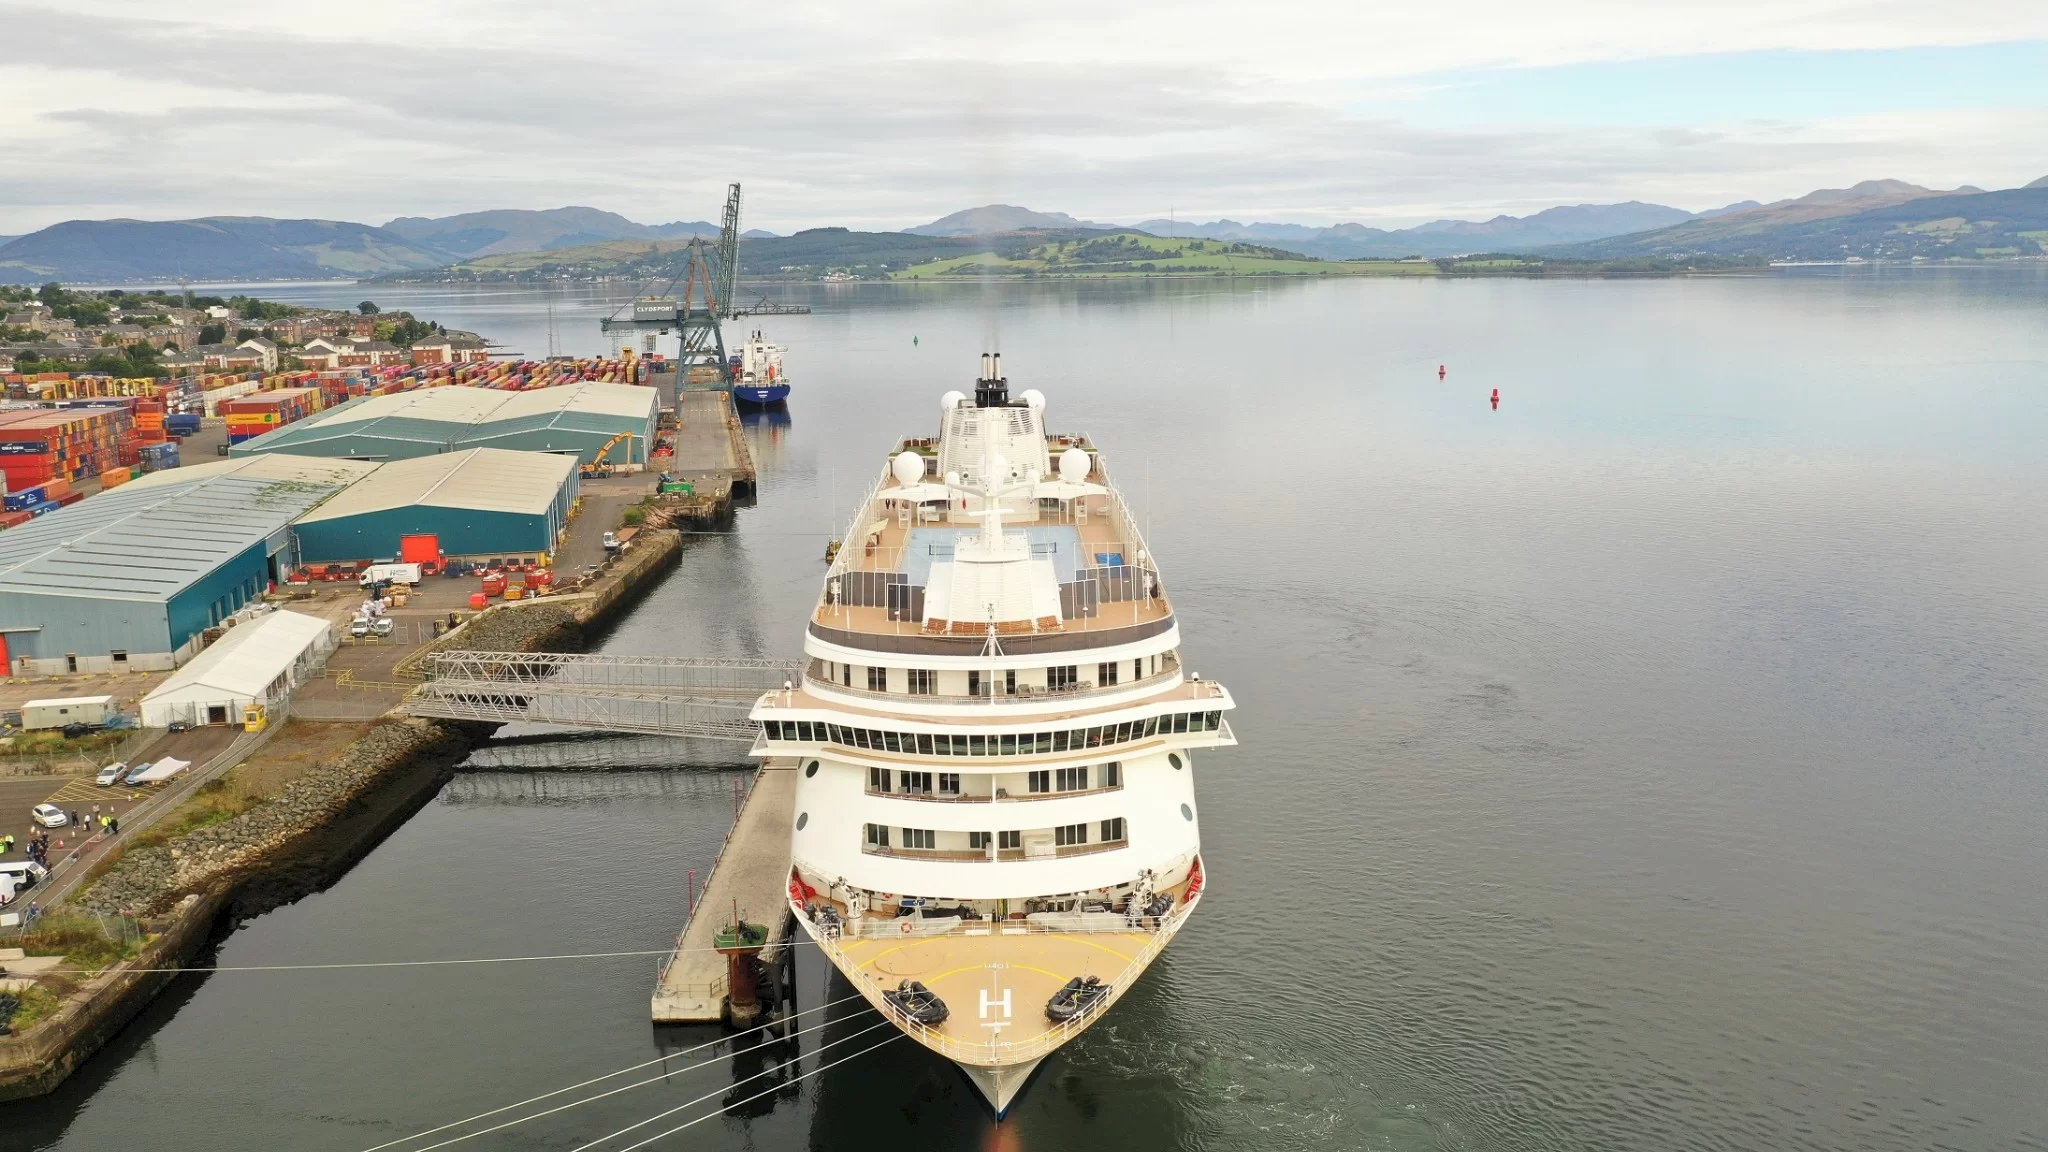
[
  {"xmin": 867, "ymin": 763, "xmax": 1121, "ymax": 795},
  {"xmin": 763, "ymin": 712, "xmax": 1223, "ymax": 754},
  {"xmin": 863, "ymin": 819, "xmax": 1127, "ymax": 850},
  {"xmin": 839, "ymin": 660, "xmax": 1149, "ymax": 695}
]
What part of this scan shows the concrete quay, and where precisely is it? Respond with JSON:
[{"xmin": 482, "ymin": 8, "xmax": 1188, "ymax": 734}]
[
  {"xmin": 669, "ymin": 389, "xmax": 756, "ymax": 497},
  {"xmin": 650, "ymin": 762, "xmax": 796, "ymax": 1023}
]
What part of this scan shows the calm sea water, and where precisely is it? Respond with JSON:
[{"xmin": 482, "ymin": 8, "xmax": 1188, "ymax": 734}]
[{"xmin": 5, "ymin": 271, "xmax": 2046, "ymax": 1152}]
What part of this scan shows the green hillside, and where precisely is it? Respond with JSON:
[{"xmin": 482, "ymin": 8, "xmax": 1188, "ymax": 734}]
[
  {"xmin": 1552, "ymin": 186, "xmax": 2048, "ymax": 262},
  {"xmin": 892, "ymin": 232, "xmax": 1435, "ymax": 278}
]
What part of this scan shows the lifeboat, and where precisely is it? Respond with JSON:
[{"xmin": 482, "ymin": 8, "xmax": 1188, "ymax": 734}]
[
  {"xmin": 1045, "ymin": 976, "xmax": 1109, "ymax": 1023},
  {"xmin": 884, "ymin": 979, "xmax": 950, "ymax": 1026}
]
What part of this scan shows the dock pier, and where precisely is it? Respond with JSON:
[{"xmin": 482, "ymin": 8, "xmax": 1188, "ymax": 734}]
[
  {"xmin": 671, "ymin": 389, "xmax": 756, "ymax": 495},
  {"xmin": 651, "ymin": 763, "xmax": 798, "ymax": 1024}
]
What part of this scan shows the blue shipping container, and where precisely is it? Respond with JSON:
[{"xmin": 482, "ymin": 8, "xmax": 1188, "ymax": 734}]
[{"xmin": 4, "ymin": 487, "xmax": 48, "ymax": 511}]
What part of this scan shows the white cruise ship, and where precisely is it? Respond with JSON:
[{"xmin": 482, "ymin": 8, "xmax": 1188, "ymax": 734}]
[{"xmin": 752, "ymin": 354, "xmax": 1236, "ymax": 1114}]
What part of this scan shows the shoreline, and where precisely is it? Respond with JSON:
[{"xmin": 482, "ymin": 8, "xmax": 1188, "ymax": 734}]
[{"xmin": 0, "ymin": 530, "xmax": 683, "ymax": 1101}]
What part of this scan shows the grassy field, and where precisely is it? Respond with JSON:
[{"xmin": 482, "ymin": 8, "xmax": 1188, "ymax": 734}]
[
  {"xmin": 893, "ymin": 233, "xmax": 1437, "ymax": 279},
  {"xmin": 455, "ymin": 239, "xmax": 693, "ymax": 274}
]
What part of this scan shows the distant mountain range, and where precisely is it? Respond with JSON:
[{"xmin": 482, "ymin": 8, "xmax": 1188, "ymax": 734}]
[
  {"xmin": 0, "ymin": 207, "xmax": 782, "ymax": 283},
  {"xmin": 916, "ymin": 200, "xmax": 1765, "ymax": 258},
  {"xmin": 1545, "ymin": 180, "xmax": 2048, "ymax": 262},
  {"xmin": 905, "ymin": 205, "xmax": 1117, "ymax": 236},
  {"xmin": 5, "ymin": 177, "xmax": 2044, "ymax": 284},
  {"xmin": 380, "ymin": 206, "xmax": 722, "ymax": 257},
  {"xmin": 0, "ymin": 217, "xmax": 450, "ymax": 282}
]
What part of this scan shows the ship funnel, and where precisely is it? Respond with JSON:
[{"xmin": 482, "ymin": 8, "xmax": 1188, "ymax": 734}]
[{"xmin": 974, "ymin": 352, "xmax": 1009, "ymax": 407}]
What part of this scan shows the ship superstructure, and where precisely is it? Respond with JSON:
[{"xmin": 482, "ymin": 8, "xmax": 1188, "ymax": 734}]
[
  {"xmin": 752, "ymin": 354, "xmax": 1235, "ymax": 1113},
  {"xmin": 732, "ymin": 330, "xmax": 790, "ymax": 405}
]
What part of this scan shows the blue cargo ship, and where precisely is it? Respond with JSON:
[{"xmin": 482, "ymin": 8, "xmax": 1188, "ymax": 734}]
[{"xmin": 731, "ymin": 330, "xmax": 791, "ymax": 405}]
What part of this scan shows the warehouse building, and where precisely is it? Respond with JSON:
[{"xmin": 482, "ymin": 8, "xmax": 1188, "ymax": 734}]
[
  {"xmin": 0, "ymin": 456, "xmax": 374, "ymax": 674},
  {"xmin": 291, "ymin": 448, "xmax": 580, "ymax": 564},
  {"xmin": 228, "ymin": 383, "xmax": 659, "ymax": 466},
  {"xmin": 140, "ymin": 608, "xmax": 336, "ymax": 728}
]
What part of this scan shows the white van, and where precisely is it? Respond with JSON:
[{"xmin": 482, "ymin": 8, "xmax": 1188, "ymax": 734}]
[{"xmin": 0, "ymin": 860, "xmax": 50, "ymax": 903}]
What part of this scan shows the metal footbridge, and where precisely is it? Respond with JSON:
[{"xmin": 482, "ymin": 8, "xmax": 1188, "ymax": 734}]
[{"xmin": 405, "ymin": 651, "xmax": 795, "ymax": 741}]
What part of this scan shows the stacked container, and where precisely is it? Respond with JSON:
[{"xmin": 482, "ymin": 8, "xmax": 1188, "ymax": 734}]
[
  {"xmin": 222, "ymin": 387, "xmax": 321, "ymax": 445},
  {"xmin": 0, "ymin": 407, "xmax": 137, "ymax": 489},
  {"xmin": 138, "ymin": 441, "xmax": 181, "ymax": 473}
]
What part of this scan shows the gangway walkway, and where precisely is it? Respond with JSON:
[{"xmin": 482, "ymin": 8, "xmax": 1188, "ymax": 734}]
[{"xmin": 404, "ymin": 651, "xmax": 795, "ymax": 741}]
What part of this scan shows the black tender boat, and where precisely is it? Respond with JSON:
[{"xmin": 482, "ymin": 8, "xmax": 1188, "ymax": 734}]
[
  {"xmin": 884, "ymin": 979, "xmax": 950, "ymax": 1026},
  {"xmin": 1045, "ymin": 975, "xmax": 1109, "ymax": 1023}
]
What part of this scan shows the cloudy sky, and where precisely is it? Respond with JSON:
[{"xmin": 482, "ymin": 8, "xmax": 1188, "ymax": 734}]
[{"xmin": 3, "ymin": 0, "xmax": 2045, "ymax": 234}]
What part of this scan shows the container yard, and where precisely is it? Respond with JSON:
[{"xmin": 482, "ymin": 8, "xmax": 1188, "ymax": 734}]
[
  {"xmin": 0, "ymin": 407, "xmax": 135, "ymax": 489},
  {"xmin": 222, "ymin": 387, "xmax": 323, "ymax": 446}
]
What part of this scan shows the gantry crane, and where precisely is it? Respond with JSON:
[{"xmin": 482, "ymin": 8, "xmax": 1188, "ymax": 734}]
[{"xmin": 599, "ymin": 183, "xmax": 807, "ymax": 387}]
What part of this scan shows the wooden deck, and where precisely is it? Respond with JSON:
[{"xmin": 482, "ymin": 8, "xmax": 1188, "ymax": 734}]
[{"xmin": 835, "ymin": 926, "xmax": 1153, "ymax": 1053}]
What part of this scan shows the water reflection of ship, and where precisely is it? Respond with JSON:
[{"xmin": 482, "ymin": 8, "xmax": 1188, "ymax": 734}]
[{"xmin": 736, "ymin": 404, "xmax": 792, "ymax": 473}]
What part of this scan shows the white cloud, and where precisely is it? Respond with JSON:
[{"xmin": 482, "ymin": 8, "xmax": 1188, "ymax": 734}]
[{"xmin": 1, "ymin": 1, "xmax": 2043, "ymax": 232}]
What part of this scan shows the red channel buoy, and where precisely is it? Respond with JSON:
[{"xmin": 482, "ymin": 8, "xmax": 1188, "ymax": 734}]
[
  {"xmin": 1438, "ymin": 364, "xmax": 1447, "ymax": 380},
  {"xmin": 1490, "ymin": 388, "xmax": 1500, "ymax": 410}
]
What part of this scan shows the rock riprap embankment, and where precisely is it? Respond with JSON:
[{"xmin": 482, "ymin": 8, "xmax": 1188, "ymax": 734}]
[{"xmin": 78, "ymin": 719, "xmax": 470, "ymax": 916}]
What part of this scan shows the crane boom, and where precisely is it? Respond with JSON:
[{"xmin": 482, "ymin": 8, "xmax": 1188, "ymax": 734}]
[{"xmin": 716, "ymin": 183, "xmax": 741, "ymax": 319}]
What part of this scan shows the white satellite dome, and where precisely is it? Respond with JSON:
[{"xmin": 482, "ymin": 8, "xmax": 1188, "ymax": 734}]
[
  {"xmin": 1019, "ymin": 388, "xmax": 1046, "ymax": 412},
  {"xmin": 939, "ymin": 390, "xmax": 966, "ymax": 413},
  {"xmin": 943, "ymin": 470, "xmax": 961, "ymax": 489},
  {"xmin": 1059, "ymin": 447, "xmax": 1091, "ymax": 483},
  {"xmin": 891, "ymin": 450, "xmax": 925, "ymax": 487}
]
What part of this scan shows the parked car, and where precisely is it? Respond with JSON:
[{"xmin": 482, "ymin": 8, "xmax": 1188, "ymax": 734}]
[
  {"xmin": 349, "ymin": 617, "xmax": 371, "ymax": 638},
  {"xmin": 371, "ymin": 617, "xmax": 395, "ymax": 637},
  {"xmin": 61, "ymin": 722, "xmax": 93, "ymax": 738},
  {"xmin": 96, "ymin": 763, "xmax": 127, "ymax": 786},
  {"xmin": 122, "ymin": 762, "xmax": 154, "ymax": 785},
  {"xmin": 602, "ymin": 531, "xmax": 621, "ymax": 552},
  {"xmin": 168, "ymin": 720, "xmax": 192, "ymax": 733},
  {"xmin": 30, "ymin": 803, "xmax": 68, "ymax": 828}
]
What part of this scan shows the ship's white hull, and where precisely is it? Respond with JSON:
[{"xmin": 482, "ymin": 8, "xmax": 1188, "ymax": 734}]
[{"xmin": 964, "ymin": 1057, "xmax": 1046, "ymax": 1116}]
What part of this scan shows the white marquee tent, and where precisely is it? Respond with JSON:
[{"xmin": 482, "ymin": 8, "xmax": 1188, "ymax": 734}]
[{"xmin": 140, "ymin": 610, "xmax": 337, "ymax": 728}]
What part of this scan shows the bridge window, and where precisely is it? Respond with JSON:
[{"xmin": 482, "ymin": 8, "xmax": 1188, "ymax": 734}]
[
  {"xmin": 867, "ymin": 666, "xmax": 887, "ymax": 692},
  {"xmin": 865, "ymin": 823, "xmax": 889, "ymax": 848},
  {"xmin": 1054, "ymin": 823, "xmax": 1087, "ymax": 847},
  {"xmin": 907, "ymin": 669, "xmax": 936, "ymax": 695},
  {"xmin": 902, "ymin": 828, "xmax": 935, "ymax": 850},
  {"xmin": 917, "ymin": 733, "xmax": 935, "ymax": 754},
  {"xmin": 1100, "ymin": 817, "xmax": 1125, "ymax": 842}
]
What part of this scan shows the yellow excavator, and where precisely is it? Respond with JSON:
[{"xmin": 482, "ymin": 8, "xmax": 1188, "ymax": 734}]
[{"xmin": 580, "ymin": 432, "xmax": 635, "ymax": 479}]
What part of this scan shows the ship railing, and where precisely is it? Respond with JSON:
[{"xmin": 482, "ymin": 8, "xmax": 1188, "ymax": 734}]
[
  {"xmin": 801, "ymin": 893, "xmax": 1202, "ymax": 1065},
  {"xmin": 786, "ymin": 881, "xmax": 1196, "ymax": 1065},
  {"xmin": 802, "ymin": 653, "xmax": 1181, "ymax": 706},
  {"xmin": 858, "ymin": 838, "xmax": 1128, "ymax": 864}
]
